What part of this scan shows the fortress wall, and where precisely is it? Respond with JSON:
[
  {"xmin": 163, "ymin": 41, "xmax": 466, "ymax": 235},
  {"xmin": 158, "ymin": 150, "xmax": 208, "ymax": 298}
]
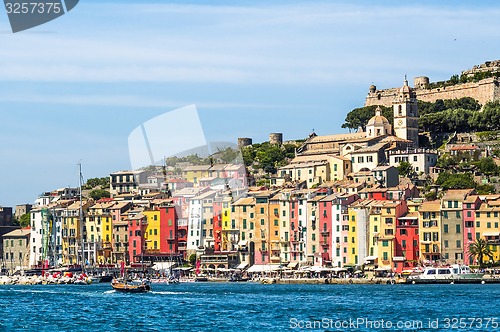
[{"xmin": 365, "ymin": 77, "xmax": 500, "ymax": 108}]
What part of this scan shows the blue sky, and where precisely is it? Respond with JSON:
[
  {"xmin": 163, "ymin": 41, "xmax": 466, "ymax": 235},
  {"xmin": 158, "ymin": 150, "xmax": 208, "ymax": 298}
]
[{"xmin": 1, "ymin": 0, "xmax": 500, "ymax": 206}]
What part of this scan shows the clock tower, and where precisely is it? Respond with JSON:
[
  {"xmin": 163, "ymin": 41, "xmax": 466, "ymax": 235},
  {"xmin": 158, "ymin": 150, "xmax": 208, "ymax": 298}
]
[{"xmin": 393, "ymin": 77, "xmax": 419, "ymax": 148}]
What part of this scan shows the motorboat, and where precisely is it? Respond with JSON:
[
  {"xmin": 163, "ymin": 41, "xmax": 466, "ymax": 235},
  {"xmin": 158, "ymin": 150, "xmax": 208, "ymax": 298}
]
[{"xmin": 406, "ymin": 265, "xmax": 484, "ymax": 284}]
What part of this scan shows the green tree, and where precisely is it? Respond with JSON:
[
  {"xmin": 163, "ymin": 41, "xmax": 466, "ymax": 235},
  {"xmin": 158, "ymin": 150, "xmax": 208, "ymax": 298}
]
[
  {"xmin": 342, "ymin": 105, "xmax": 392, "ymax": 131},
  {"xmin": 476, "ymin": 184, "xmax": 496, "ymax": 195},
  {"xmin": 188, "ymin": 253, "xmax": 197, "ymax": 266},
  {"xmin": 18, "ymin": 213, "xmax": 30, "ymax": 228},
  {"xmin": 89, "ymin": 189, "xmax": 111, "ymax": 200},
  {"xmin": 435, "ymin": 172, "xmax": 476, "ymax": 190},
  {"xmin": 397, "ymin": 161, "xmax": 414, "ymax": 177},
  {"xmin": 468, "ymin": 238, "xmax": 493, "ymax": 267},
  {"xmin": 476, "ymin": 157, "xmax": 499, "ymax": 176},
  {"xmin": 85, "ymin": 177, "xmax": 110, "ymax": 189}
]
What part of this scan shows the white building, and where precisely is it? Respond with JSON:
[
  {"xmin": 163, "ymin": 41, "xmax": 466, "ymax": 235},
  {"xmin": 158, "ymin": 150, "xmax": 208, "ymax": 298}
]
[
  {"xmin": 388, "ymin": 149, "xmax": 438, "ymax": 174},
  {"xmin": 186, "ymin": 193, "xmax": 203, "ymax": 251}
]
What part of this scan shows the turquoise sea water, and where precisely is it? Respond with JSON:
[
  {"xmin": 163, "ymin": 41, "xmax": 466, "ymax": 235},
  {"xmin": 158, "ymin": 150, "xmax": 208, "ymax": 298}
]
[{"xmin": 0, "ymin": 282, "xmax": 499, "ymax": 331}]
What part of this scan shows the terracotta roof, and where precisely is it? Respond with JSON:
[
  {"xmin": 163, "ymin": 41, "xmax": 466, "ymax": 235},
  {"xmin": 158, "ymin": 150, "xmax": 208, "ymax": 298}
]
[{"xmin": 450, "ymin": 145, "xmax": 480, "ymax": 151}]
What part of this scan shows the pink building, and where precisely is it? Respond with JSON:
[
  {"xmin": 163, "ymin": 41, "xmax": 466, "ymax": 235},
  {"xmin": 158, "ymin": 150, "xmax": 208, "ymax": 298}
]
[{"xmin": 463, "ymin": 195, "xmax": 481, "ymax": 265}]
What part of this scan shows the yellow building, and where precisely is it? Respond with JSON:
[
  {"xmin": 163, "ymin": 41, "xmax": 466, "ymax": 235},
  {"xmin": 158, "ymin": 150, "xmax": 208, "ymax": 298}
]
[
  {"xmin": 367, "ymin": 202, "xmax": 382, "ymax": 265},
  {"xmin": 347, "ymin": 207, "xmax": 357, "ymax": 265},
  {"xmin": 182, "ymin": 165, "xmax": 211, "ymax": 185},
  {"xmin": 418, "ymin": 201, "xmax": 442, "ymax": 263},
  {"xmin": 250, "ymin": 190, "xmax": 277, "ymax": 265},
  {"xmin": 85, "ymin": 201, "xmax": 115, "ymax": 265},
  {"xmin": 61, "ymin": 200, "xmax": 90, "ymax": 266},
  {"xmin": 143, "ymin": 209, "xmax": 161, "ymax": 252},
  {"xmin": 232, "ymin": 197, "xmax": 255, "ymax": 264},
  {"xmin": 475, "ymin": 196, "xmax": 500, "ymax": 263},
  {"xmin": 221, "ymin": 196, "xmax": 232, "ymax": 251}
]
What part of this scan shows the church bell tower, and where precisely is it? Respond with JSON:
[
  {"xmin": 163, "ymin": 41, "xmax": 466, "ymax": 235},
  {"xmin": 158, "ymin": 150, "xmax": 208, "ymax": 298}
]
[{"xmin": 393, "ymin": 77, "xmax": 419, "ymax": 148}]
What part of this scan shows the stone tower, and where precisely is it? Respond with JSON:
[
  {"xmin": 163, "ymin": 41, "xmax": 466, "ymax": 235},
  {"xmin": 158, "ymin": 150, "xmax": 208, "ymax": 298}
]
[
  {"xmin": 393, "ymin": 78, "xmax": 419, "ymax": 148},
  {"xmin": 269, "ymin": 133, "xmax": 283, "ymax": 145},
  {"xmin": 238, "ymin": 137, "xmax": 253, "ymax": 148}
]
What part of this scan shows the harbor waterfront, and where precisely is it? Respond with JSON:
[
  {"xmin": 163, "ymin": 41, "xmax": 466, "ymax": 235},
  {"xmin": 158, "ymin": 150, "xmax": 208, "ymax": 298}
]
[{"xmin": 1, "ymin": 282, "xmax": 500, "ymax": 331}]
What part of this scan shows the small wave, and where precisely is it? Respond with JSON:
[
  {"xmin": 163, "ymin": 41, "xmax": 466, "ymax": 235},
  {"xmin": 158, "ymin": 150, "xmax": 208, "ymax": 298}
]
[{"xmin": 103, "ymin": 290, "xmax": 115, "ymax": 294}]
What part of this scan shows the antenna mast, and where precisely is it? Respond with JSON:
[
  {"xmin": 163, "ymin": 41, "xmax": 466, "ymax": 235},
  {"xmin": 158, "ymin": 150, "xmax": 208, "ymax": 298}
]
[{"xmin": 78, "ymin": 162, "xmax": 84, "ymax": 272}]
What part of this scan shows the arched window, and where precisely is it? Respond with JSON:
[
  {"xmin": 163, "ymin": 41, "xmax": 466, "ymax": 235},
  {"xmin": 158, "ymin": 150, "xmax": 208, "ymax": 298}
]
[{"xmin": 398, "ymin": 105, "xmax": 403, "ymax": 116}]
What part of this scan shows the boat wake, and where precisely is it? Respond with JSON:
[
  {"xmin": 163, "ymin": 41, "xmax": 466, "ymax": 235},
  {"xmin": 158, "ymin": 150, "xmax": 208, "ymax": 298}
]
[{"xmin": 150, "ymin": 291, "xmax": 192, "ymax": 295}]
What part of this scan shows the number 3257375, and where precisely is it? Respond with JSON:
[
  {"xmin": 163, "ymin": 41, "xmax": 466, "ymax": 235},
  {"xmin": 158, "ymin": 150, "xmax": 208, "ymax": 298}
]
[{"xmin": 5, "ymin": 2, "xmax": 62, "ymax": 14}]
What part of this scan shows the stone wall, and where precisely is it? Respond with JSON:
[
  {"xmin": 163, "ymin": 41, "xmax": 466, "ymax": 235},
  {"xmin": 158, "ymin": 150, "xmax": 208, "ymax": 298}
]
[{"xmin": 365, "ymin": 77, "xmax": 500, "ymax": 108}]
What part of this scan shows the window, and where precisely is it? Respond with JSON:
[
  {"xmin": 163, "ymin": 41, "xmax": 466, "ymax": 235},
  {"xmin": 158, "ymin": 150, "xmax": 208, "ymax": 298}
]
[
  {"xmin": 456, "ymin": 240, "xmax": 461, "ymax": 248},
  {"xmin": 413, "ymin": 156, "xmax": 418, "ymax": 162},
  {"xmin": 383, "ymin": 252, "xmax": 388, "ymax": 260},
  {"xmin": 456, "ymin": 224, "xmax": 461, "ymax": 233},
  {"xmin": 261, "ymin": 219, "xmax": 265, "ymax": 226},
  {"xmin": 402, "ymin": 240, "xmax": 406, "ymax": 248},
  {"xmin": 443, "ymin": 224, "xmax": 448, "ymax": 233},
  {"xmin": 382, "ymin": 240, "xmax": 388, "ymax": 247}
]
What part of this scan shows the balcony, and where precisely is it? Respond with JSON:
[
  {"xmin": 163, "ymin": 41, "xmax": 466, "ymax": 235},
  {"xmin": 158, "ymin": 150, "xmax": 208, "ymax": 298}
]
[
  {"xmin": 320, "ymin": 230, "xmax": 329, "ymax": 235},
  {"xmin": 320, "ymin": 241, "xmax": 329, "ymax": 247}
]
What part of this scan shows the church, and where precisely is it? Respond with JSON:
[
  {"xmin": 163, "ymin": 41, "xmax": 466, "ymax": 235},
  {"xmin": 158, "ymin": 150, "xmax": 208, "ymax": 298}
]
[{"xmin": 278, "ymin": 79, "xmax": 437, "ymax": 186}]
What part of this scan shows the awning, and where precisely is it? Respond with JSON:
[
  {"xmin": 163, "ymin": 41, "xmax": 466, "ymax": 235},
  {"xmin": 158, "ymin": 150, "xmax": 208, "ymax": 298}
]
[
  {"xmin": 152, "ymin": 262, "xmax": 176, "ymax": 271},
  {"xmin": 484, "ymin": 232, "xmax": 500, "ymax": 237},
  {"xmin": 364, "ymin": 256, "xmax": 378, "ymax": 261},
  {"xmin": 247, "ymin": 264, "xmax": 281, "ymax": 273},
  {"xmin": 332, "ymin": 267, "xmax": 347, "ymax": 272},
  {"xmin": 375, "ymin": 267, "xmax": 391, "ymax": 271},
  {"xmin": 173, "ymin": 267, "xmax": 192, "ymax": 271},
  {"xmin": 392, "ymin": 256, "xmax": 406, "ymax": 262},
  {"xmin": 287, "ymin": 262, "xmax": 299, "ymax": 269},
  {"xmin": 236, "ymin": 262, "xmax": 249, "ymax": 270},
  {"xmin": 238, "ymin": 240, "xmax": 248, "ymax": 247}
]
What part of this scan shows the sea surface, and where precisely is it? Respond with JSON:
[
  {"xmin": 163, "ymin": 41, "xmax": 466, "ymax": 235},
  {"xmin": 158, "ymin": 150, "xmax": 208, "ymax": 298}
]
[{"xmin": 0, "ymin": 282, "xmax": 499, "ymax": 331}]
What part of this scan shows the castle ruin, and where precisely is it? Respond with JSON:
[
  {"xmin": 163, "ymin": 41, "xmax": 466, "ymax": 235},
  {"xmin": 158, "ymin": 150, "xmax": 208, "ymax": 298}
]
[{"xmin": 365, "ymin": 61, "xmax": 500, "ymax": 107}]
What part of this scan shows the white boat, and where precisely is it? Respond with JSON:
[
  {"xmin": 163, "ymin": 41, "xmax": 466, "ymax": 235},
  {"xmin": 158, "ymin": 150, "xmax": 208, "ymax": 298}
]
[{"xmin": 407, "ymin": 265, "xmax": 484, "ymax": 284}]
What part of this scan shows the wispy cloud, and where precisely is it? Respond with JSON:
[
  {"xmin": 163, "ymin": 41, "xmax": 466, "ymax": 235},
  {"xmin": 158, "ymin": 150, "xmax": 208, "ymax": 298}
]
[{"xmin": 1, "ymin": 2, "xmax": 499, "ymax": 85}]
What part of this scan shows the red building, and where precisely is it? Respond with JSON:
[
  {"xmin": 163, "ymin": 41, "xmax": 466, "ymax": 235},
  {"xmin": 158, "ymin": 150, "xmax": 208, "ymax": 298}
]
[
  {"xmin": 213, "ymin": 197, "xmax": 223, "ymax": 252},
  {"xmin": 394, "ymin": 212, "xmax": 419, "ymax": 273},
  {"xmin": 463, "ymin": 195, "xmax": 481, "ymax": 265},
  {"xmin": 358, "ymin": 186, "xmax": 388, "ymax": 201},
  {"xmin": 160, "ymin": 204, "xmax": 178, "ymax": 254},
  {"xmin": 319, "ymin": 194, "xmax": 335, "ymax": 265},
  {"xmin": 289, "ymin": 197, "xmax": 300, "ymax": 264},
  {"xmin": 127, "ymin": 209, "xmax": 148, "ymax": 264}
]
